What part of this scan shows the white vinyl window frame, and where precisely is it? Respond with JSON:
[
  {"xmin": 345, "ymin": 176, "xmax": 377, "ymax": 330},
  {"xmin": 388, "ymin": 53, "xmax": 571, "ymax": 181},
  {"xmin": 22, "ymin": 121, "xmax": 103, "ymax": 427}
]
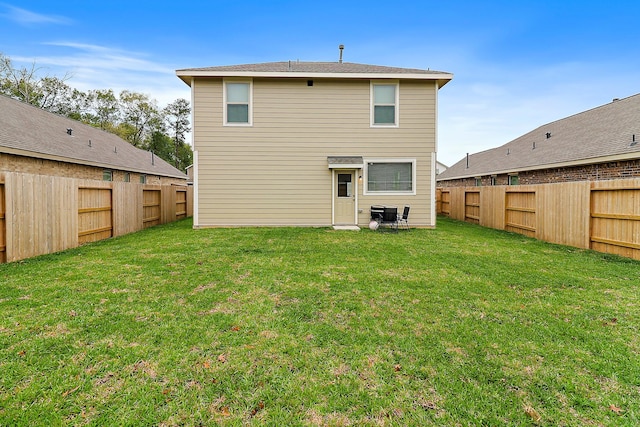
[
  {"xmin": 223, "ymin": 79, "xmax": 253, "ymax": 126},
  {"xmin": 363, "ymin": 158, "xmax": 416, "ymax": 196},
  {"xmin": 370, "ymin": 80, "xmax": 399, "ymax": 128}
]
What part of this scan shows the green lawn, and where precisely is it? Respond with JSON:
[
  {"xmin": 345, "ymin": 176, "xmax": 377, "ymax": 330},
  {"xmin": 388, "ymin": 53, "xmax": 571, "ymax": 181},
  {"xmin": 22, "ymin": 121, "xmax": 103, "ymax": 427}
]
[{"xmin": 1, "ymin": 217, "xmax": 639, "ymax": 426}]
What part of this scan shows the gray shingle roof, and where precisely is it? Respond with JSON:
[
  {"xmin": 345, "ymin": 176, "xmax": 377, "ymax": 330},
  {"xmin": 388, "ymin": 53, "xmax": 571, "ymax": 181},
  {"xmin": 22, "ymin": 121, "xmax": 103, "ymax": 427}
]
[
  {"xmin": 178, "ymin": 61, "xmax": 450, "ymax": 75},
  {"xmin": 438, "ymin": 93, "xmax": 640, "ymax": 180},
  {"xmin": 0, "ymin": 95, "xmax": 187, "ymax": 179},
  {"xmin": 176, "ymin": 61, "xmax": 453, "ymax": 87}
]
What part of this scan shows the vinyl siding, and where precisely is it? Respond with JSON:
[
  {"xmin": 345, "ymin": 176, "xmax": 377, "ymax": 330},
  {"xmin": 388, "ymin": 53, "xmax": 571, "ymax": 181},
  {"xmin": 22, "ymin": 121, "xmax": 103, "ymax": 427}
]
[{"xmin": 193, "ymin": 77, "xmax": 437, "ymax": 226}]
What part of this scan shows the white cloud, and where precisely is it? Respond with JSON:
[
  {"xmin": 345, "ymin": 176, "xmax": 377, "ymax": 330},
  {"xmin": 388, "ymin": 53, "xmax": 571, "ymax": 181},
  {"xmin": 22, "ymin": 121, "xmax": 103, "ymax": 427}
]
[
  {"xmin": 0, "ymin": 4, "xmax": 71, "ymax": 25},
  {"xmin": 38, "ymin": 42, "xmax": 174, "ymax": 74},
  {"xmin": 11, "ymin": 42, "xmax": 189, "ymax": 107}
]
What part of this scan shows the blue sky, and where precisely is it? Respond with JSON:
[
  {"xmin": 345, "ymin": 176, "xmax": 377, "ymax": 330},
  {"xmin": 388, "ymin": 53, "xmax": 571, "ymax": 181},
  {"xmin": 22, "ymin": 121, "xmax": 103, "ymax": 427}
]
[{"xmin": 1, "ymin": 1, "xmax": 639, "ymax": 166}]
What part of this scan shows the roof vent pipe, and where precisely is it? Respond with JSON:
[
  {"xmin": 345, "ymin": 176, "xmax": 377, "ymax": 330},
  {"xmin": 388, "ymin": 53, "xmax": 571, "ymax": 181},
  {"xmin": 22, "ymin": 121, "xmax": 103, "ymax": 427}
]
[
  {"xmin": 67, "ymin": 128, "xmax": 73, "ymax": 136},
  {"xmin": 466, "ymin": 152, "xmax": 469, "ymax": 169},
  {"xmin": 546, "ymin": 132, "xmax": 551, "ymax": 139},
  {"xmin": 339, "ymin": 44, "xmax": 344, "ymax": 63}
]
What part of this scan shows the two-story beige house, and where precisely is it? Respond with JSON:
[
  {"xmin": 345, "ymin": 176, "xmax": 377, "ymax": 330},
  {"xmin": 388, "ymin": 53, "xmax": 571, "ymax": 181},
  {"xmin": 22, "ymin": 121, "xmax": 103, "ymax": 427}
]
[{"xmin": 176, "ymin": 61, "xmax": 452, "ymax": 228}]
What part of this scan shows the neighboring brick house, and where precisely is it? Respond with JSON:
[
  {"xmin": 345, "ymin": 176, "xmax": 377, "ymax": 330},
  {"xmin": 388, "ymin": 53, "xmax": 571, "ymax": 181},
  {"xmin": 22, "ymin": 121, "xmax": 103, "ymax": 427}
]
[
  {"xmin": 437, "ymin": 93, "xmax": 640, "ymax": 187},
  {"xmin": 0, "ymin": 94, "xmax": 187, "ymax": 184},
  {"xmin": 176, "ymin": 60, "xmax": 452, "ymax": 228}
]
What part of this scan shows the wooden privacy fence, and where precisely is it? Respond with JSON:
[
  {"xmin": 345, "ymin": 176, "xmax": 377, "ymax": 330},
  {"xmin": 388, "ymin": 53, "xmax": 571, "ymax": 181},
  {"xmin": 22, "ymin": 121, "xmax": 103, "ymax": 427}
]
[
  {"xmin": 437, "ymin": 178, "xmax": 640, "ymax": 261},
  {"xmin": 0, "ymin": 171, "xmax": 193, "ymax": 263}
]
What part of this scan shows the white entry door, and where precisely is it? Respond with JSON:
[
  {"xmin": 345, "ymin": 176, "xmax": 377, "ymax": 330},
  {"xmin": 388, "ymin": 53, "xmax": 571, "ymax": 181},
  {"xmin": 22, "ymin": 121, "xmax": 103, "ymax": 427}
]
[{"xmin": 334, "ymin": 170, "xmax": 356, "ymax": 225}]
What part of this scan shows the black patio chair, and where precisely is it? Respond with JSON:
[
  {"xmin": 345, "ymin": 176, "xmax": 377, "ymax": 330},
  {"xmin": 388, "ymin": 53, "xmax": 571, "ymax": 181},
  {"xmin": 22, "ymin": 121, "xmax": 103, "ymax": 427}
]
[
  {"xmin": 382, "ymin": 206, "xmax": 398, "ymax": 232},
  {"xmin": 398, "ymin": 206, "xmax": 410, "ymax": 230}
]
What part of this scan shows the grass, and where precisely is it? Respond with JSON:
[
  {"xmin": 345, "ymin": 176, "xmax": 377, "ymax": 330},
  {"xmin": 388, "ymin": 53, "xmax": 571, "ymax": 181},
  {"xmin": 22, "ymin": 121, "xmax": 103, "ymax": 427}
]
[{"xmin": 0, "ymin": 217, "xmax": 639, "ymax": 426}]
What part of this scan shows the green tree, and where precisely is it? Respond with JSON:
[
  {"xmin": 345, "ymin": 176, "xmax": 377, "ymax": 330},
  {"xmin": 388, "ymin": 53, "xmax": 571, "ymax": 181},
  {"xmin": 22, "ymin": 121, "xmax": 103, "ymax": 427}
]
[
  {"xmin": 174, "ymin": 140, "xmax": 193, "ymax": 172},
  {"xmin": 1, "ymin": 52, "xmax": 74, "ymax": 109},
  {"xmin": 164, "ymin": 98, "xmax": 192, "ymax": 169},
  {"xmin": 84, "ymin": 89, "xmax": 120, "ymax": 130},
  {"xmin": 0, "ymin": 53, "xmax": 40, "ymax": 104},
  {"xmin": 146, "ymin": 131, "xmax": 175, "ymax": 163},
  {"xmin": 119, "ymin": 90, "xmax": 162, "ymax": 147},
  {"xmin": 38, "ymin": 77, "xmax": 88, "ymax": 118}
]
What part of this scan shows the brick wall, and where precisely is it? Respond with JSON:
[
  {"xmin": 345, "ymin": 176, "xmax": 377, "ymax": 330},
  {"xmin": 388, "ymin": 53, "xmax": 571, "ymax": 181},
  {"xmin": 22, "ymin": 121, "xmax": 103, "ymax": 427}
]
[
  {"xmin": 438, "ymin": 159, "xmax": 640, "ymax": 187},
  {"xmin": 0, "ymin": 153, "xmax": 186, "ymax": 185}
]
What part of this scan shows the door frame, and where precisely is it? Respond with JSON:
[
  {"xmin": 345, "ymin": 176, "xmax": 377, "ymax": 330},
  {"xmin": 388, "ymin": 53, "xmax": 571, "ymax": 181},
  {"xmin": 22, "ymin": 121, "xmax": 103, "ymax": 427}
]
[{"xmin": 331, "ymin": 169, "xmax": 359, "ymax": 225}]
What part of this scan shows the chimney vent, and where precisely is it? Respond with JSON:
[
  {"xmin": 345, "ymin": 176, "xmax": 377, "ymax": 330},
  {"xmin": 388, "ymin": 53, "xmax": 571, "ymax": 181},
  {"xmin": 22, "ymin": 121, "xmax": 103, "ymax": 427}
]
[{"xmin": 339, "ymin": 44, "xmax": 344, "ymax": 63}]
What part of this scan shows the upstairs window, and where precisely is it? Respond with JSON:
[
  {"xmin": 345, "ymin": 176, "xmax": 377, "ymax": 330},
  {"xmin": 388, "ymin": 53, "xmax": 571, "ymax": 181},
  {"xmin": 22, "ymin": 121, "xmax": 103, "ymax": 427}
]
[
  {"xmin": 103, "ymin": 170, "xmax": 113, "ymax": 181},
  {"xmin": 224, "ymin": 80, "xmax": 252, "ymax": 125},
  {"xmin": 371, "ymin": 82, "xmax": 398, "ymax": 127},
  {"xmin": 140, "ymin": 174, "xmax": 147, "ymax": 184},
  {"xmin": 509, "ymin": 175, "xmax": 519, "ymax": 186}
]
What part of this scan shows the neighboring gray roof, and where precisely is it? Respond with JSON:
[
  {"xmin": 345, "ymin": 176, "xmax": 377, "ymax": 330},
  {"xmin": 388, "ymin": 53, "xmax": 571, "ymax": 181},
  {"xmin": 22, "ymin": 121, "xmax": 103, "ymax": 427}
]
[
  {"xmin": 438, "ymin": 93, "xmax": 640, "ymax": 181},
  {"xmin": 0, "ymin": 95, "xmax": 187, "ymax": 179},
  {"xmin": 177, "ymin": 61, "xmax": 453, "ymax": 87}
]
